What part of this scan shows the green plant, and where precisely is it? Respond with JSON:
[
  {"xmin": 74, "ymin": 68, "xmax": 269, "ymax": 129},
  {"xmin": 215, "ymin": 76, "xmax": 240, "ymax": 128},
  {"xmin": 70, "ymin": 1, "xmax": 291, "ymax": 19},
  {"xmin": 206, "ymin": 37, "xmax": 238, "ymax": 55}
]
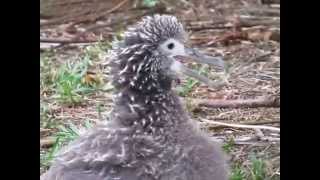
[
  {"xmin": 222, "ymin": 137, "xmax": 235, "ymax": 153},
  {"xmin": 54, "ymin": 59, "xmax": 96, "ymax": 105},
  {"xmin": 142, "ymin": 0, "xmax": 158, "ymax": 7},
  {"xmin": 83, "ymin": 40, "xmax": 110, "ymax": 61},
  {"xmin": 42, "ymin": 41, "xmax": 111, "ymax": 106},
  {"xmin": 228, "ymin": 155, "xmax": 272, "ymax": 180},
  {"xmin": 250, "ymin": 157, "xmax": 268, "ymax": 180},
  {"xmin": 41, "ymin": 122, "xmax": 85, "ymax": 166},
  {"xmin": 230, "ymin": 165, "xmax": 247, "ymax": 180},
  {"xmin": 177, "ymin": 65, "xmax": 209, "ymax": 96},
  {"xmin": 96, "ymin": 102, "xmax": 103, "ymax": 119},
  {"xmin": 177, "ymin": 78, "xmax": 198, "ymax": 96},
  {"xmin": 40, "ymin": 102, "xmax": 60, "ymax": 129},
  {"xmin": 41, "ymin": 120, "xmax": 94, "ymax": 168},
  {"xmin": 40, "ymin": 50, "xmax": 57, "ymax": 93}
]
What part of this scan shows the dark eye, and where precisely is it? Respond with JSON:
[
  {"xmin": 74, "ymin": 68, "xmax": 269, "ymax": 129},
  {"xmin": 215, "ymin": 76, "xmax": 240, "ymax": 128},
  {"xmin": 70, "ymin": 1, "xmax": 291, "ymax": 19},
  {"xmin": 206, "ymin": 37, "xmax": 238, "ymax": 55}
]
[{"xmin": 167, "ymin": 43, "xmax": 174, "ymax": 50}]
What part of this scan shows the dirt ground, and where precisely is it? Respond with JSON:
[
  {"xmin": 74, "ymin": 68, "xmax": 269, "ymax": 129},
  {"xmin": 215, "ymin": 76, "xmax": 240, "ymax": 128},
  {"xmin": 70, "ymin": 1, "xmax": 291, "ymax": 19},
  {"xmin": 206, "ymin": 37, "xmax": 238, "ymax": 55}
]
[{"xmin": 40, "ymin": 0, "xmax": 280, "ymax": 179}]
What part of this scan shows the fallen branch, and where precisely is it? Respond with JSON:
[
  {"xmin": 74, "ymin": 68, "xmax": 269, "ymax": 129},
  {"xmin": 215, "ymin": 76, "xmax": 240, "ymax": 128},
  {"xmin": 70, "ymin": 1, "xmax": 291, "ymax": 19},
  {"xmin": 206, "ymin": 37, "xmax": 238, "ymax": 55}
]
[
  {"xmin": 187, "ymin": 24, "xmax": 232, "ymax": 31},
  {"xmin": 259, "ymin": 0, "xmax": 280, "ymax": 5},
  {"xmin": 40, "ymin": 0, "xmax": 130, "ymax": 26},
  {"xmin": 40, "ymin": 37, "xmax": 98, "ymax": 44},
  {"xmin": 187, "ymin": 16, "xmax": 279, "ymax": 33},
  {"xmin": 40, "ymin": 137, "xmax": 56, "ymax": 148},
  {"xmin": 40, "ymin": 128, "xmax": 50, "ymax": 133},
  {"xmin": 233, "ymin": 135, "xmax": 280, "ymax": 144},
  {"xmin": 200, "ymin": 118, "xmax": 280, "ymax": 132},
  {"xmin": 238, "ymin": 18, "xmax": 280, "ymax": 27},
  {"xmin": 90, "ymin": 0, "xmax": 130, "ymax": 22},
  {"xmin": 241, "ymin": 7, "xmax": 280, "ymax": 17},
  {"xmin": 245, "ymin": 120, "xmax": 280, "ymax": 125},
  {"xmin": 260, "ymin": 136, "xmax": 280, "ymax": 142},
  {"xmin": 233, "ymin": 141, "xmax": 270, "ymax": 146},
  {"xmin": 52, "ymin": 10, "xmax": 153, "ymax": 48},
  {"xmin": 71, "ymin": 13, "xmax": 145, "ymax": 41},
  {"xmin": 40, "ymin": 12, "xmax": 89, "ymax": 27},
  {"xmin": 234, "ymin": 135, "xmax": 259, "ymax": 142},
  {"xmin": 207, "ymin": 27, "xmax": 280, "ymax": 46},
  {"xmin": 192, "ymin": 95, "xmax": 279, "ymax": 109}
]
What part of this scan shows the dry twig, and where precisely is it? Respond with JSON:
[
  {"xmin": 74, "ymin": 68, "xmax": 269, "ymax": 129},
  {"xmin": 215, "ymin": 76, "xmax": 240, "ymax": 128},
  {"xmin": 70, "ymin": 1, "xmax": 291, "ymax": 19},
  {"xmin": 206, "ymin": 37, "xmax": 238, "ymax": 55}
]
[
  {"xmin": 200, "ymin": 118, "xmax": 280, "ymax": 132},
  {"xmin": 259, "ymin": 0, "xmax": 280, "ymax": 5},
  {"xmin": 192, "ymin": 95, "xmax": 279, "ymax": 109},
  {"xmin": 71, "ymin": 13, "xmax": 145, "ymax": 41},
  {"xmin": 240, "ymin": 7, "xmax": 280, "ymax": 16},
  {"xmin": 40, "ymin": 0, "xmax": 130, "ymax": 26},
  {"xmin": 40, "ymin": 37, "xmax": 98, "ymax": 44},
  {"xmin": 40, "ymin": 137, "xmax": 56, "ymax": 148},
  {"xmin": 245, "ymin": 120, "xmax": 280, "ymax": 125}
]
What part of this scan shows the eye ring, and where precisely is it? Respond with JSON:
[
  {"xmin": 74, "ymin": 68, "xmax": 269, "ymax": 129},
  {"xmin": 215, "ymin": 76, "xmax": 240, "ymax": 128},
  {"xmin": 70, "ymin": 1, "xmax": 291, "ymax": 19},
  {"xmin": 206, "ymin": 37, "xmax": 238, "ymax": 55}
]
[{"xmin": 167, "ymin": 43, "xmax": 174, "ymax": 50}]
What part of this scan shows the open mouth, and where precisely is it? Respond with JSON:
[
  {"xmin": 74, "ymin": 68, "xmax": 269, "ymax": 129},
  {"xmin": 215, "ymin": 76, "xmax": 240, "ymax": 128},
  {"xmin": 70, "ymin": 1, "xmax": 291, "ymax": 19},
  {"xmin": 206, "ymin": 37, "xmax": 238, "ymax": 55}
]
[
  {"xmin": 170, "ymin": 48, "xmax": 226, "ymax": 88},
  {"xmin": 173, "ymin": 55, "xmax": 190, "ymax": 63}
]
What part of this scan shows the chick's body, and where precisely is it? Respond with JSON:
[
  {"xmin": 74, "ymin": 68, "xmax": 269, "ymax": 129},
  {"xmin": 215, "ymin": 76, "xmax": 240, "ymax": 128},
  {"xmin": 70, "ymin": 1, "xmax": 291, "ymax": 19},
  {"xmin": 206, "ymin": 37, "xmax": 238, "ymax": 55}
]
[{"xmin": 41, "ymin": 15, "xmax": 228, "ymax": 180}]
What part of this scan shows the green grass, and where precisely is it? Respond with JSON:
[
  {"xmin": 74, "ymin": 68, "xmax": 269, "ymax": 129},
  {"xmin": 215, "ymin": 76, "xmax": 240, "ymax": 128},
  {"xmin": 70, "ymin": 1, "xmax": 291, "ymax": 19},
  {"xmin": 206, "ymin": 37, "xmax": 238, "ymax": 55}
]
[
  {"xmin": 177, "ymin": 78, "xmax": 198, "ymax": 97},
  {"xmin": 41, "ymin": 123, "xmax": 80, "ymax": 168},
  {"xmin": 54, "ymin": 59, "xmax": 96, "ymax": 105},
  {"xmin": 177, "ymin": 64, "xmax": 210, "ymax": 97},
  {"xmin": 142, "ymin": 0, "xmax": 159, "ymax": 7},
  {"xmin": 41, "ymin": 120, "xmax": 93, "ymax": 168},
  {"xmin": 96, "ymin": 102, "xmax": 103, "ymax": 119},
  {"xmin": 55, "ymin": 42, "xmax": 108, "ymax": 105},
  {"xmin": 40, "ymin": 41, "xmax": 111, "ymax": 106},
  {"xmin": 40, "ymin": 42, "xmax": 109, "ymax": 172},
  {"xmin": 83, "ymin": 40, "xmax": 110, "ymax": 61},
  {"xmin": 250, "ymin": 157, "xmax": 268, "ymax": 180},
  {"xmin": 230, "ymin": 165, "xmax": 247, "ymax": 180},
  {"xmin": 229, "ymin": 156, "xmax": 272, "ymax": 180},
  {"xmin": 40, "ymin": 103, "xmax": 59, "ymax": 129},
  {"xmin": 40, "ymin": 50, "xmax": 58, "ymax": 95},
  {"xmin": 222, "ymin": 137, "xmax": 235, "ymax": 153}
]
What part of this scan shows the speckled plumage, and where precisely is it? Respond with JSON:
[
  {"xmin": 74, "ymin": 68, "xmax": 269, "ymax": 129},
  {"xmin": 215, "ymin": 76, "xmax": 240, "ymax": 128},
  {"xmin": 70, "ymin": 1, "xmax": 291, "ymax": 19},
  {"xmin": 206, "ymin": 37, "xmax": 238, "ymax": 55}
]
[{"xmin": 41, "ymin": 15, "xmax": 229, "ymax": 180}]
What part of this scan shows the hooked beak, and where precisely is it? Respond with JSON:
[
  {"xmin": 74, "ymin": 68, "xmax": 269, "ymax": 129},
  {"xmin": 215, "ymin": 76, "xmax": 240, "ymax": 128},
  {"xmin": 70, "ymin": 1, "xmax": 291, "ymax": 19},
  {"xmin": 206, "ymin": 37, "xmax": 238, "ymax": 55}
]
[
  {"xmin": 184, "ymin": 47, "xmax": 225, "ymax": 71},
  {"xmin": 170, "ymin": 47, "xmax": 226, "ymax": 88}
]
